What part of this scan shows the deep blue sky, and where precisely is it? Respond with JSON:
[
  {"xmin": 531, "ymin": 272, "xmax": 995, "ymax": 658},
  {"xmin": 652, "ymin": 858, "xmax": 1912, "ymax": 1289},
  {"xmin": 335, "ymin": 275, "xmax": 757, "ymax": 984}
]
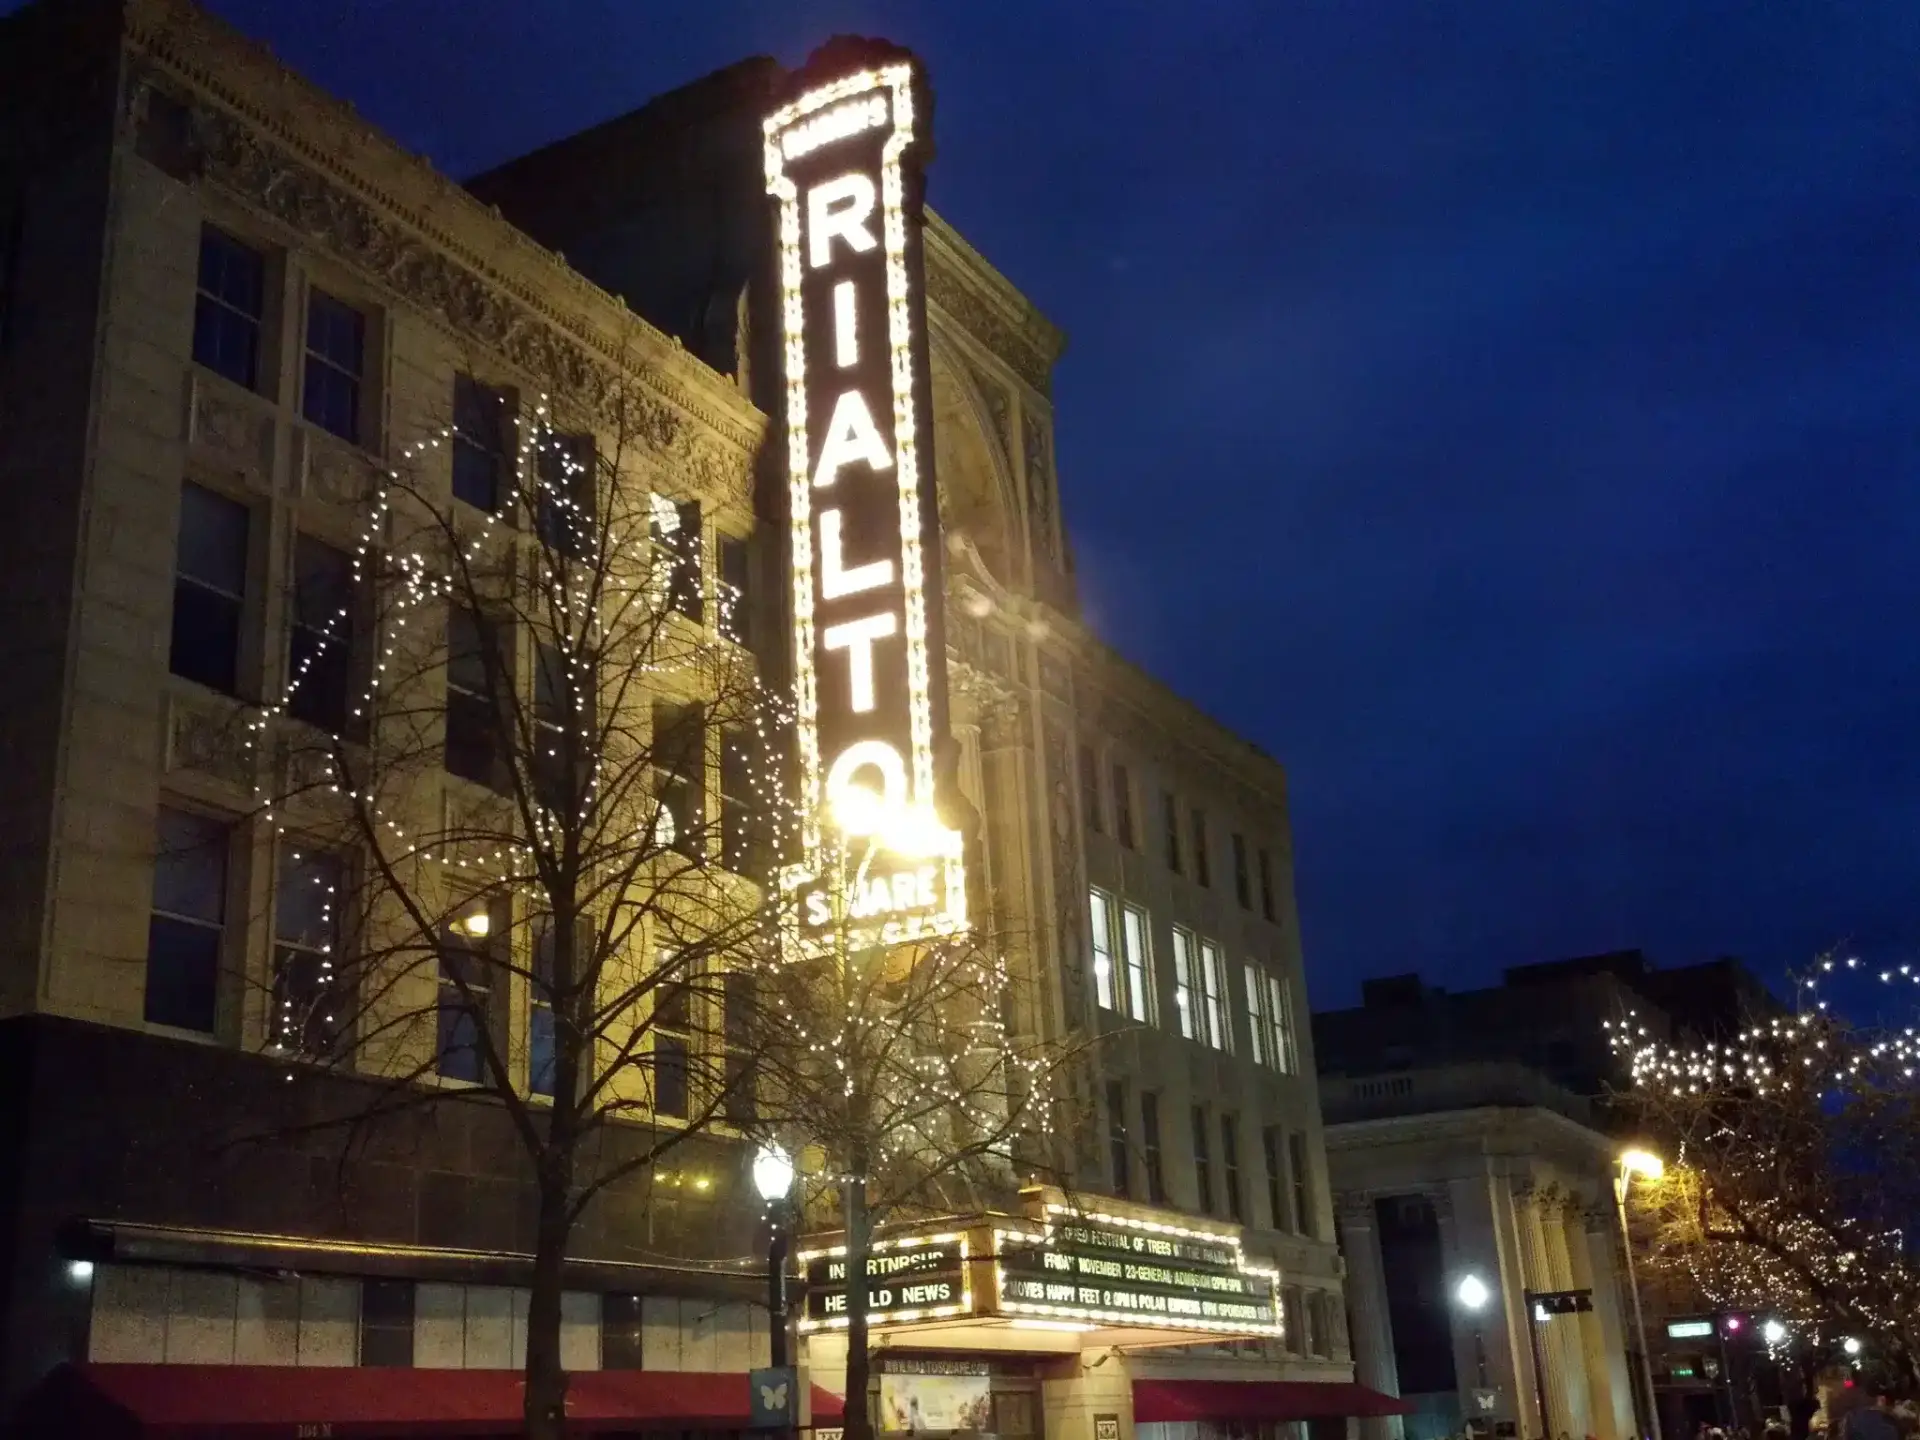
[{"xmin": 110, "ymin": 1, "xmax": 1920, "ymax": 1005}]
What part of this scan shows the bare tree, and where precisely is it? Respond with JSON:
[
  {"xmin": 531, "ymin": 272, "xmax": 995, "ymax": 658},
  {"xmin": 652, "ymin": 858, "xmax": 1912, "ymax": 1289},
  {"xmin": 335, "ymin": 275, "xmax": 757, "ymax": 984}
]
[
  {"xmin": 1612, "ymin": 962, "xmax": 1920, "ymax": 1388},
  {"xmin": 757, "ymin": 844, "xmax": 1084, "ymax": 1440},
  {"xmin": 244, "ymin": 365, "xmax": 798, "ymax": 1439}
]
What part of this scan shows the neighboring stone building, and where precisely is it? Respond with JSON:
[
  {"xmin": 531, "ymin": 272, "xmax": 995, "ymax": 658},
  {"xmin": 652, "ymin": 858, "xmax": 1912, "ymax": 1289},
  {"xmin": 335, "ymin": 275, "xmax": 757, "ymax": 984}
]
[
  {"xmin": 1315, "ymin": 954, "xmax": 1780, "ymax": 1440},
  {"xmin": 0, "ymin": 0, "xmax": 1369, "ymax": 1434}
]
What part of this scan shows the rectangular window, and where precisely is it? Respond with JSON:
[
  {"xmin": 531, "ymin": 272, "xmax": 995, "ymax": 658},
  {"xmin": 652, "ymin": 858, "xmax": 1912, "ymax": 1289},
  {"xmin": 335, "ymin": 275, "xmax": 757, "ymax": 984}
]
[
  {"xmin": 722, "ymin": 970, "xmax": 756, "ymax": 1124},
  {"xmin": 1088, "ymin": 887, "xmax": 1117, "ymax": 1012},
  {"xmin": 1308, "ymin": 1291, "xmax": 1329, "ymax": 1357},
  {"xmin": 1191, "ymin": 808, "xmax": 1211, "ymax": 886},
  {"xmin": 653, "ymin": 701, "xmax": 705, "ymax": 859},
  {"xmin": 529, "ymin": 915, "xmax": 574, "ymax": 1099},
  {"xmin": 171, "ymin": 483, "xmax": 249, "ymax": 695},
  {"xmin": 654, "ymin": 953, "xmax": 693, "ymax": 1120},
  {"xmin": 1111, "ymin": 762, "xmax": 1134, "ymax": 849},
  {"xmin": 452, "ymin": 374, "xmax": 511, "ymax": 512},
  {"xmin": 270, "ymin": 844, "xmax": 346, "ymax": 1058},
  {"xmin": 437, "ymin": 896, "xmax": 505, "ymax": 1084},
  {"xmin": 1289, "ymin": 1131, "xmax": 1314, "ymax": 1238},
  {"xmin": 1140, "ymin": 1092, "xmax": 1167, "ymax": 1204},
  {"xmin": 602, "ymin": 1294, "xmax": 644, "ymax": 1370},
  {"xmin": 1221, "ymin": 1114, "xmax": 1244, "ymax": 1222},
  {"xmin": 532, "ymin": 640, "xmax": 581, "ymax": 819},
  {"xmin": 720, "ymin": 726, "xmax": 770, "ymax": 879},
  {"xmin": 536, "ymin": 431, "xmax": 593, "ymax": 556},
  {"xmin": 1191, "ymin": 1105, "xmax": 1213, "ymax": 1214},
  {"xmin": 717, "ymin": 535, "xmax": 752, "ymax": 647},
  {"xmin": 287, "ymin": 535, "xmax": 360, "ymax": 736},
  {"xmin": 192, "ymin": 226, "xmax": 264, "ymax": 389},
  {"xmin": 1170, "ymin": 926, "xmax": 1199, "ymax": 1041},
  {"xmin": 1162, "ymin": 791, "xmax": 1181, "ymax": 873},
  {"xmin": 651, "ymin": 496, "xmax": 704, "ymax": 622},
  {"xmin": 1245, "ymin": 962, "xmax": 1269, "ymax": 1068},
  {"xmin": 1263, "ymin": 1126, "xmax": 1289, "ymax": 1231},
  {"xmin": 445, "ymin": 607, "xmax": 509, "ymax": 792},
  {"xmin": 1268, "ymin": 973, "xmax": 1299, "ymax": 1074},
  {"xmin": 1258, "ymin": 846, "xmax": 1276, "ymax": 921},
  {"xmin": 146, "ymin": 807, "xmax": 229, "ymax": 1033},
  {"xmin": 1078, "ymin": 742, "xmax": 1103, "ymax": 835},
  {"xmin": 1119, "ymin": 902, "xmax": 1152, "ymax": 1023},
  {"xmin": 302, "ymin": 288, "xmax": 365, "ymax": 442},
  {"xmin": 1284, "ymin": 1287, "xmax": 1306, "ymax": 1355},
  {"xmin": 1199, "ymin": 938, "xmax": 1229, "ymax": 1051},
  {"xmin": 359, "ymin": 1280, "xmax": 415, "ymax": 1368},
  {"xmin": 1232, "ymin": 832, "xmax": 1251, "ymax": 908},
  {"xmin": 1106, "ymin": 1080, "xmax": 1129, "ymax": 1198}
]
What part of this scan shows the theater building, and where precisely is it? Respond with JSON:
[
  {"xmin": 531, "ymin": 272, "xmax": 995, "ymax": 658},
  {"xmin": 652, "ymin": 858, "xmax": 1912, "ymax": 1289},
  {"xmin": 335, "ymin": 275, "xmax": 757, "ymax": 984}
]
[{"xmin": 0, "ymin": 0, "xmax": 1388, "ymax": 1435}]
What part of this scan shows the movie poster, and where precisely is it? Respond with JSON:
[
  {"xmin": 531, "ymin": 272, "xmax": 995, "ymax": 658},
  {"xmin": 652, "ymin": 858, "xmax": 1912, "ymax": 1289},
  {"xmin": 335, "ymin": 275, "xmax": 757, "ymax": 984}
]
[{"xmin": 878, "ymin": 1373, "xmax": 993, "ymax": 1433}]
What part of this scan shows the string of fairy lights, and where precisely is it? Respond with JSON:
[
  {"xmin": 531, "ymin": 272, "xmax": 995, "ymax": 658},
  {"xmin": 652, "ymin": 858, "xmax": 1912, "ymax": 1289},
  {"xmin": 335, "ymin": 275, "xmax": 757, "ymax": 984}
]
[
  {"xmin": 242, "ymin": 391, "xmax": 1054, "ymax": 1187},
  {"xmin": 1608, "ymin": 960, "xmax": 1920, "ymax": 1362}
]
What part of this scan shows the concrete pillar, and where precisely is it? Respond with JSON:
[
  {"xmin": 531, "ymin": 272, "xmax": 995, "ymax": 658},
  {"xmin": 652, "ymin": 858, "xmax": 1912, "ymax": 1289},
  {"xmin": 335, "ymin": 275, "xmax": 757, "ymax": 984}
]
[
  {"xmin": 1581, "ymin": 1217, "xmax": 1640, "ymax": 1440},
  {"xmin": 1539, "ymin": 1203, "xmax": 1595, "ymax": 1440},
  {"xmin": 1337, "ymin": 1197, "xmax": 1405, "ymax": 1440},
  {"xmin": 1512, "ymin": 1185, "xmax": 1580, "ymax": 1440},
  {"xmin": 1042, "ymin": 1353, "xmax": 1136, "ymax": 1440}
]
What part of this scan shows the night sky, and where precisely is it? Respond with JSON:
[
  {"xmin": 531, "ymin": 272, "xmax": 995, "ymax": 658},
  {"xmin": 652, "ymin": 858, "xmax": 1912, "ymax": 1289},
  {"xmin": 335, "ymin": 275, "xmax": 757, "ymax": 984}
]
[{"xmin": 66, "ymin": 1, "xmax": 1920, "ymax": 1005}]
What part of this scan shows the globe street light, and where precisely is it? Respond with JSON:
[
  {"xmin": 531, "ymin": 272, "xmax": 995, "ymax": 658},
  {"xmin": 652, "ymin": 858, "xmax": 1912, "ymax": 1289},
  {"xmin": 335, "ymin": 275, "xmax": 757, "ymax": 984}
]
[
  {"xmin": 1844, "ymin": 1337, "xmax": 1863, "ymax": 1358},
  {"xmin": 754, "ymin": 1145, "xmax": 797, "ymax": 1371},
  {"xmin": 1616, "ymin": 1148, "xmax": 1667, "ymax": 1440},
  {"xmin": 1762, "ymin": 1320, "xmax": 1787, "ymax": 1347},
  {"xmin": 1457, "ymin": 1274, "xmax": 1491, "ymax": 1311}
]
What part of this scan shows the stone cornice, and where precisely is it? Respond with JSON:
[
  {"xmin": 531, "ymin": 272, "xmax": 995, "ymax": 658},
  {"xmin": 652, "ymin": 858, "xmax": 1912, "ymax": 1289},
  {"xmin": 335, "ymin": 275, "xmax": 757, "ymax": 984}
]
[
  {"xmin": 124, "ymin": 0, "xmax": 765, "ymax": 492},
  {"xmin": 925, "ymin": 210, "xmax": 1064, "ymax": 398}
]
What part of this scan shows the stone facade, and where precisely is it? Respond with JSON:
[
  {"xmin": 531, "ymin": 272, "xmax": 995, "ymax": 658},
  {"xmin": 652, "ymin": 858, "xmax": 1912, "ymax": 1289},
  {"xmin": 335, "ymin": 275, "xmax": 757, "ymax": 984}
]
[{"xmin": 0, "ymin": 0, "xmax": 1347, "ymax": 1424}]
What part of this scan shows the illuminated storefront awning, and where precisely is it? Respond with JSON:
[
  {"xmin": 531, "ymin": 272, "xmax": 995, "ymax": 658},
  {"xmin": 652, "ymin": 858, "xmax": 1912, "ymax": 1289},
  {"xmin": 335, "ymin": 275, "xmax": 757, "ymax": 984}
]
[{"xmin": 797, "ymin": 1189, "xmax": 1286, "ymax": 1354}]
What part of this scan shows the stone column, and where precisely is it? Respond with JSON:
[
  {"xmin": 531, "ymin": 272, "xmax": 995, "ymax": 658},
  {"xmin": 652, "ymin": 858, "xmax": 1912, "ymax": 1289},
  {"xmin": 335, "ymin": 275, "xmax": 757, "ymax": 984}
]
[
  {"xmin": 1512, "ymin": 1182, "xmax": 1581, "ymax": 1440},
  {"xmin": 1337, "ymin": 1196, "xmax": 1405, "ymax": 1440},
  {"xmin": 1581, "ymin": 1212, "xmax": 1640, "ymax": 1440},
  {"xmin": 1539, "ymin": 1199, "xmax": 1596, "ymax": 1440}
]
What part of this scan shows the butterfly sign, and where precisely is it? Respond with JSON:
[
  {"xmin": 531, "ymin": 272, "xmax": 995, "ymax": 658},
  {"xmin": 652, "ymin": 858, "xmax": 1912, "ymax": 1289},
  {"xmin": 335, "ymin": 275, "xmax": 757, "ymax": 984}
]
[{"xmin": 749, "ymin": 1366, "xmax": 799, "ymax": 1428}]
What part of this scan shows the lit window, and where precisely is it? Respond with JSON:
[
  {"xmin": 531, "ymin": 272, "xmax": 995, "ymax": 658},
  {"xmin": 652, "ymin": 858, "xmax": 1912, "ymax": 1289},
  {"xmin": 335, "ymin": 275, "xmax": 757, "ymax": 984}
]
[
  {"xmin": 654, "ymin": 953, "xmax": 694, "ymax": 1120},
  {"xmin": 438, "ymin": 897, "xmax": 505, "ymax": 1084},
  {"xmin": 146, "ymin": 807, "xmax": 230, "ymax": 1033},
  {"xmin": 651, "ymin": 495, "xmax": 703, "ymax": 622},
  {"xmin": 1088, "ymin": 888, "xmax": 1117, "ymax": 1011},
  {"xmin": 1120, "ymin": 902, "xmax": 1153, "ymax": 1023},
  {"xmin": 171, "ymin": 483, "xmax": 249, "ymax": 695},
  {"xmin": 1170, "ymin": 926, "xmax": 1199, "ymax": 1041},
  {"xmin": 302, "ymin": 288, "xmax": 365, "ymax": 443},
  {"xmin": 453, "ymin": 374, "xmax": 511, "ymax": 513},
  {"xmin": 1245, "ymin": 962, "xmax": 1269, "ymax": 1067},
  {"xmin": 1199, "ymin": 938, "xmax": 1229, "ymax": 1051},
  {"xmin": 193, "ymin": 226, "xmax": 264, "ymax": 390},
  {"xmin": 270, "ymin": 845, "xmax": 346, "ymax": 1058},
  {"xmin": 1267, "ymin": 973, "xmax": 1299, "ymax": 1074}
]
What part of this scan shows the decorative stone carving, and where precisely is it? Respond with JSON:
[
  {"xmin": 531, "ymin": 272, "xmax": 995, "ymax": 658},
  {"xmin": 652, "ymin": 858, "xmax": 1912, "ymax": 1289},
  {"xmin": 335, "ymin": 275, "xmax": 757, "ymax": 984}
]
[
  {"xmin": 979, "ymin": 695, "xmax": 1029, "ymax": 754},
  {"xmin": 1041, "ymin": 719, "xmax": 1087, "ymax": 1033},
  {"xmin": 1021, "ymin": 409, "xmax": 1058, "ymax": 567},
  {"xmin": 124, "ymin": 63, "xmax": 753, "ymax": 497},
  {"xmin": 925, "ymin": 263, "xmax": 1051, "ymax": 394},
  {"xmin": 166, "ymin": 693, "xmax": 252, "ymax": 785},
  {"xmin": 187, "ymin": 376, "xmax": 272, "ymax": 481},
  {"xmin": 298, "ymin": 428, "xmax": 374, "ymax": 507},
  {"xmin": 975, "ymin": 368, "xmax": 1013, "ymax": 462}
]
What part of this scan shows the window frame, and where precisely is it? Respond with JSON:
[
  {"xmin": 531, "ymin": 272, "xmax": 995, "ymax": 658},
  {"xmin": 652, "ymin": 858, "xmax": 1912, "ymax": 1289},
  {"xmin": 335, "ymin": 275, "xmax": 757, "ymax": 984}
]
[
  {"xmin": 653, "ymin": 700, "xmax": 706, "ymax": 860},
  {"xmin": 1288, "ymin": 1130, "xmax": 1314, "ymax": 1238},
  {"xmin": 1191, "ymin": 1104, "xmax": 1214, "ymax": 1214},
  {"xmin": 1191, "ymin": 807, "xmax": 1211, "ymax": 887},
  {"xmin": 1170, "ymin": 926, "xmax": 1199, "ymax": 1041},
  {"xmin": 1078, "ymin": 741, "xmax": 1103, "ymax": 836},
  {"xmin": 717, "ymin": 533, "xmax": 752, "ymax": 647},
  {"xmin": 1220, "ymin": 1113, "xmax": 1244, "ymax": 1222},
  {"xmin": 286, "ymin": 532, "xmax": 364, "ymax": 737},
  {"xmin": 301, "ymin": 285, "xmax": 368, "ymax": 444},
  {"xmin": 1198, "ymin": 937, "xmax": 1229, "ymax": 1052},
  {"xmin": 1106, "ymin": 1079, "xmax": 1129, "ymax": 1199},
  {"xmin": 1088, "ymin": 887, "xmax": 1118, "ymax": 1012},
  {"xmin": 171, "ymin": 481, "xmax": 252, "ymax": 697},
  {"xmin": 1257, "ymin": 846, "xmax": 1277, "ymax": 921},
  {"xmin": 1231, "ymin": 832, "xmax": 1251, "ymax": 908},
  {"xmin": 1118, "ymin": 901, "xmax": 1153, "ymax": 1024},
  {"xmin": 652, "ymin": 949, "xmax": 696, "ymax": 1121},
  {"xmin": 1111, "ymin": 761, "xmax": 1135, "ymax": 849},
  {"xmin": 535, "ymin": 429, "xmax": 594, "ymax": 556},
  {"xmin": 268, "ymin": 840, "xmax": 350, "ymax": 1060},
  {"xmin": 453, "ymin": 373, "xmax": 513, "ymax": 514},
  {"xmin": 1245, "ymin": 962, "xmax": 1269, "ymax": 1067},
  {"xmin": 651, "ymin": 495, "xmax": 705, "ymax": 623},
  {"xmin": 192, "ymin": 224, "xmax": 266, "ymax": 391},
  {"xmin": 1140, "ymin": 1091, "xmax": 1167, "ymax": 1204},
  {"xmin": 1267, "ymin": 972, "xmax": 1299, "ymax": 1074},
  {"xmin": 145, "ymin": 805, "xmax": 234, "ymax": 1036},
  {"xmin": 1263, "ymin": 1125, "xmax": 1289, "ymax": 1231},
  {"xmin": 445, "ymin": 606, "xmax": 511, "ymax": 794},
  {"xmin": 436, "ymin": 894, "xmax": 508, "ymax": 1085}
]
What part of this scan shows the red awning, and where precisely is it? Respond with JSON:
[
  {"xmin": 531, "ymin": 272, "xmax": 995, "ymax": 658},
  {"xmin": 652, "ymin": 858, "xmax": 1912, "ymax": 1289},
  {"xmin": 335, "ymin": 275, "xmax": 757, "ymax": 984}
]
[
  {"xmin": 1133, "ymin": 1379, "xmax": 1413, "ymax": 1423},
  {"xmin": 12, "ymin": 1363, "xmax": 847, "ymax": 1438}
]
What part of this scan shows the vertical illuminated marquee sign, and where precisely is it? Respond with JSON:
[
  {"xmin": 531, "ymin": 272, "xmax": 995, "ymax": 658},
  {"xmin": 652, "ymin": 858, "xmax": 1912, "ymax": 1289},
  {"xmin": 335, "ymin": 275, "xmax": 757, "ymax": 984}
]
[{"xmin": 765, "ymin": 52, "xmax": 967, "ymax": 951}]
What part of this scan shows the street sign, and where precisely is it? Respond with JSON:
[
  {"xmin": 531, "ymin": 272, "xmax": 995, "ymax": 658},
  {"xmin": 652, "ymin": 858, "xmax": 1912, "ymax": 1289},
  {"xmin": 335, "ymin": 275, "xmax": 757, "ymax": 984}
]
[
  {"xmin": 1528, "ymin": 1289, "xmax": 1593, "ymax": 1315},
  {"xmin": 1668, "ymin": 1319, "xmax": 1715, "ymax": 1339},
  {"xmin": 750, "ymin": 1367, "xmax": 798, "ymax": 1429}
]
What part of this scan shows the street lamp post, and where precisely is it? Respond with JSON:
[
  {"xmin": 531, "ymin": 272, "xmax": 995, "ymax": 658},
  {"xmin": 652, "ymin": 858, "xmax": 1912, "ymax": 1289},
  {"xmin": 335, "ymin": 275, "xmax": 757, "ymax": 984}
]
[
  {"xmin": 1455, "ymin": 1273, "xmax": 1494, "ymax": 1428},
  {"xmin": 754, "ymin": 1145, "xmax": 799, "ymax": 1371},
  {"xmin": 1615, "ymin": 1149, "xmax": 1666, "ymax": 1440}
]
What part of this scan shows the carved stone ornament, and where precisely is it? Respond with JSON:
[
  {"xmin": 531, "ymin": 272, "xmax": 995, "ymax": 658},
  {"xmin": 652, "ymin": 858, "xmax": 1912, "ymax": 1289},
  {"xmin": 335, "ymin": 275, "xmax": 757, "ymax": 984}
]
[
  {"xmin": 1042, "ymin": 719, "xmax": 1087, "ymax": 1032},
  {"xmin": 166, "ymin": 693, "xmax": 252, "ymax": 786},
  {"xmin": 925, "ymin": 262, "xmax": 1051, "ymax": 394},
  {"xmin": 187, "ymin": 375, "xmax": 272, "ymax": 481},
  {"xmin": 976, "ymin": 367, "xmax": 1014, "ymax": 463},
  {"xmin": 1021, "ymin": 408, "xmax": 1058, "ymax": 566},
  {"xmin": 124, "ymin": 62, "xmax": 752, "ymax": 496}
]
